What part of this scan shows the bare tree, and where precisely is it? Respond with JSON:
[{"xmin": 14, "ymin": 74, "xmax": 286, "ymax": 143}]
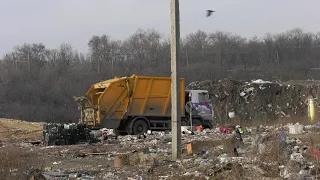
[{"xmin": 1, "ymin": 28, "xmax": 320, "ymax": 122}]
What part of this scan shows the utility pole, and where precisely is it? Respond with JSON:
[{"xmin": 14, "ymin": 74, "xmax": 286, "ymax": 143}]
[{"xmin": 170, "ymin": 0, "xmax": 181, "ymax": 160}]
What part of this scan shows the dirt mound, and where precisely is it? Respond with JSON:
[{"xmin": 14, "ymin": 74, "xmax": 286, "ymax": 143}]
[
  {"xmin": 0, "ymin": 118, "xmax": 44, "ymax": 142},
  {"xmin": 187, "ymin": 79, "xmax": 320, "ymax": 124}
]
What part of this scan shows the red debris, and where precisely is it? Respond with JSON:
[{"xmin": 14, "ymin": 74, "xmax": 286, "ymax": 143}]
[
  {"xmin": 308, "ymin": 148, "xmax": 320, "ymax": 160},
  {"xmin": 196, "ymin": 125, "xmax": 203, "ymax": 131}
]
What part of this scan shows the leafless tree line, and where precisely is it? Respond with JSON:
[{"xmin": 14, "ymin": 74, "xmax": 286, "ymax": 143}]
[{"xmin": 0, "ymin": 28, "xmax": 320, "ymax": 122}]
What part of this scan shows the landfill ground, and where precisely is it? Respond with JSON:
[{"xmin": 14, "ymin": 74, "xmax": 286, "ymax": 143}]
[
  {"xmin": 2, "ymin": 79, "xmax": 320, "ymax": 179},
  {"xmin": 2, "ymin": 118, "xmax": 320, "ymax": 180}
]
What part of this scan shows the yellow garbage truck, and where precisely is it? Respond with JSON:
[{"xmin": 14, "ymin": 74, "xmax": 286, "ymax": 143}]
[{"xmin": 73, "ymin": 74, "xmax": 214, "ymax": 135}]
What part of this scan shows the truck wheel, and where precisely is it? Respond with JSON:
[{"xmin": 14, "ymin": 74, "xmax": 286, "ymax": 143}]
[{"xmin": 132, "ymin": 119, "xmax": 148, "ymax": 135}]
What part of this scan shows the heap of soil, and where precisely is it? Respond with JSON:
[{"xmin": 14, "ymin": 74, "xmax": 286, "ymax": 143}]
[
  {"xmin": 0, "ymin": 118, "xmax": 44, "ymax": 142},
  {"xmin": 187, "ymin": 79, "xmax": 320, "ymax": 124}
]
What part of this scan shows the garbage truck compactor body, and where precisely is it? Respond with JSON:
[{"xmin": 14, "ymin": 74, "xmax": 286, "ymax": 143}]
[{"xmin": 74, "ymin": 75, "xmax": 214, "ymax": 135}]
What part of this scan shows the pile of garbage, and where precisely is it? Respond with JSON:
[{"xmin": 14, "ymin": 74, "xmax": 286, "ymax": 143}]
[
  {"xmin": 187, "ymin": 78, "xmax": 320, "ymax": 123},
  {"xmin": 43, "ymin": 123, "xmax": 95, "ymax": 146}
]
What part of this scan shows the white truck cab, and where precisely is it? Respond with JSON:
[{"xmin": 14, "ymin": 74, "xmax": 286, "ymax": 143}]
[{"xmin": 185, "ymin": 90, "xmax": 214, "ymax": 128}]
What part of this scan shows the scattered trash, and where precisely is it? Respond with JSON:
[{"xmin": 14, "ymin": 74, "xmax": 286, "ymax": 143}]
[
  {"xmin": 186, "ymin": 143, "xmax": 193, "ymax": 154},
  {"xmin": 309, "ymin": 148, "xmax": 320, "ymax": 160},
  {"xmin": 114, "ymin": 154, "xmax": 129, "ymax": 168},
  {"xmin": 228, "ymin": 112, "xmax": 235, "ymax": 118},
  {"xmin": 218, "ymin": 153, "xmax": 228, "ymax": 164},
  {"xmin": 290, "ymin": 152, "xmax": 305, "ymax": 164},
  {"xmin": 181, "ymin": 126, "xmax": 193, "ymax": 134},
  {"xmin": 236, "ymin": 126, "xmax": 248, "ymax": 134},
  {"xmin": 219, "ymin": 125, "xmax": 235, "ymax": 134},
  {"xmin": 288, "ymin": 123, "xmax": 304, "ymax": 134},
  {"xmin": 5, "ymin": 114, "xmax": 320, "ymax": 179},
  {"xmin": 42, "ymin": 169, "xmax": 68, "ymax": 179},
  {"xmin": 195, "ymin": 125, "xmax": 203, "ymax": 131},
  {"xmin": 201, "ymin": 147, "xmax": 209, "ymax": 155},
  {"xmin": 251, "ymin": 79, "xmax": 272, "ymax": 84},
  {"xmin": 44, "ymin": 167, "xmax": 52, "ymax": 171}
]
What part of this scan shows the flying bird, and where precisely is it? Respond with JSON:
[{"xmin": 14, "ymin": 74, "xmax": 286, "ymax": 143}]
[{"xmin": 206, "ymin": 10, "xmax": 215, "ymax": 17}]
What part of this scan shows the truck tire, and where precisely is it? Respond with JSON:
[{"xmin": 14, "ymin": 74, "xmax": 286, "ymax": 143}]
[{"xmin": 132, "ymin": 119, "xmax": 148, "ymax": 135}]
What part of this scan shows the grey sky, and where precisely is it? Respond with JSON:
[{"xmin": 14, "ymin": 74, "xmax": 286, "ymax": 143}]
[{"xmin": 0, "ymin": 0, "xmax": 319, "ymax": 56}]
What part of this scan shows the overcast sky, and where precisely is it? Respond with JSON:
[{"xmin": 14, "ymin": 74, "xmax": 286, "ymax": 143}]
[{"xmin": 0, "ymin": 0, "xmax": 319, "ymax": 56}]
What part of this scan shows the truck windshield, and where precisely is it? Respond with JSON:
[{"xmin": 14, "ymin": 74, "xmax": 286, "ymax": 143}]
[{"xmin": 198, "ymin": 92, "xmax": 209, "ymax": 104}]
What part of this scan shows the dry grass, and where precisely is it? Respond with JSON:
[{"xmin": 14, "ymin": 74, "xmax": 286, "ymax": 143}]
[
  {"xmin": 188, "ymin": 140, "xmax": 221, "ymax": 154},
  {"xmin": 212, "ymin": 163, "xmax": 244, "ymax": 180},
  {"xmin": 256, "ymin": 132, "xmax": 287, "ymax": 178}
]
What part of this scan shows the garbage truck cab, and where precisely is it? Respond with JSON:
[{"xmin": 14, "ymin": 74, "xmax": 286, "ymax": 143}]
[{"xmin": 185, "ymin": 90, "xmax": 214, "ymax": 128}]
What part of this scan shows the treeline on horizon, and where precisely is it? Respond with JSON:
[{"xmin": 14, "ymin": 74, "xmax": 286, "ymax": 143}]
[{"xmin": 0, "ymin": 27, "xmax": 320, "ymax": 122}]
